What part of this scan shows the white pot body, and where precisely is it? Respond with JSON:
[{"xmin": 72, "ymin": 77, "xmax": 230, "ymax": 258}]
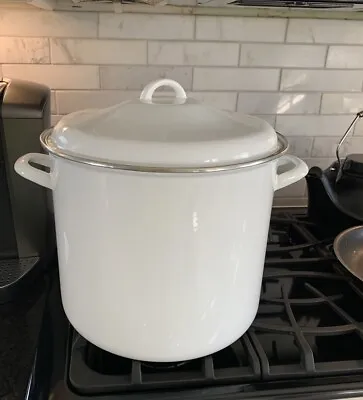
[{"xmin": 14, "ymin": 151, "xmax": 308, "ymax": 361}]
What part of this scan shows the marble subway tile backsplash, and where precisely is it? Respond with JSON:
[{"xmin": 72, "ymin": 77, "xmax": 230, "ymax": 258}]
[
  {"xmin": 0, "ymin": 10, "xmax": 98, "ymax": 37},
  {"xmin": 0, "ymin": 37, "xmax": 50, "ymax": 63},
  {"xmin": 193, "ymin": 68, "xmax": 280, "ymax": 91},
  {"xmin": 195, "ymin": 16, "xmax": 286, "ymax": 42},
  {"xmin": 148, "ymin": 41, "xmax": 239, "ymax": 66},
  {"xmin": 237, "ymin": 93, "xmax": 321, "ymax": 115},
  {"xmin": 2, "ymin": 64, "xmax": 100, "ymax": 89},
  {"xmin": 286, "ymin": 19, "xmax": 363, "ymax": 44},
  {"xmin": 99, "ymin": 13, "xmax": 194, "ymax": 40},
  {"xmin": 1, "ymin": 9, "xmax": 363, "ymax": 205},
  {"xmin": 239, "ymin": 44, "xmax": 327, "ymax": 68},
  {"xmin": 99, "ymin": 66, "xmax": 193, "ymax": 90},
  {"xmin": 50, "ymin": 39, "xmax": 147, "ymax": 65},
  {"xmin": 280, "ymin": 69, "xmax": 363, "ymax": 92}
]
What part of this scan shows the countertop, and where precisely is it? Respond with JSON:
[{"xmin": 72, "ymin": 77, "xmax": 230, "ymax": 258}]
[{"xmin": 0, "ymin": 272, "xmax": 48, "ymax": 400}]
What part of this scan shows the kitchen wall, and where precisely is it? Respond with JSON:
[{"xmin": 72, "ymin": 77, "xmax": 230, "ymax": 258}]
[{"xmin": 1, "ymin": 8, "xmax": 363, "ymax": 205}]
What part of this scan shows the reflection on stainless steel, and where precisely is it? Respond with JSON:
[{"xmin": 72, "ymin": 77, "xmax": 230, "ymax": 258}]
[{"xmin": 334, "ymin": 225, "xmax": 363, "ymax": 281}]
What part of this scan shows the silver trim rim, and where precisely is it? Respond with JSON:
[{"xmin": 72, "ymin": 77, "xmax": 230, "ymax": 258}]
[{"xmin": 40, "ymin": 129, "xmax": 289, "ymax": 174}]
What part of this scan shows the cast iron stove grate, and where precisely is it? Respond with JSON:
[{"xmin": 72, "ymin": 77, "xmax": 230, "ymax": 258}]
[
  {"xmin": 67, "ymin": 212, "xmax": 363, "ymax": 395},
  {"xmin": 251, "ymin": 215, "xmax": 363, "ymax": 379}
]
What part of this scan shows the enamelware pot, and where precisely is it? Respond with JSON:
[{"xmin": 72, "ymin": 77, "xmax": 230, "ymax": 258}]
[{"xmin": 15, "ymin": 79, "xmax": 308, "ymax": 361}]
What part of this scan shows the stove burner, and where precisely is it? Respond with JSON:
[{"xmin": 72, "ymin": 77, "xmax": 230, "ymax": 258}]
[{"xmin": 141, "ymin": 360, "xmax": 190, "ymax": 370}]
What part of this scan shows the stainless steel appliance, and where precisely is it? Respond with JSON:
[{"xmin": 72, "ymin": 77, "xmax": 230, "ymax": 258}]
[{"xmin": 0, "ymin": 78, "xmax": 52, "ymax": 302}]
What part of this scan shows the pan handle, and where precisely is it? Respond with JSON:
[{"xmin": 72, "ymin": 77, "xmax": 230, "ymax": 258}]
[{"xmin": 336, "ymin": 111, "xmax": 363, "ymax": 177}]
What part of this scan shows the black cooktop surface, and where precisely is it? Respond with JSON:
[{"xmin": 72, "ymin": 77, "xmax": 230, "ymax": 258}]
[{"xmin": 27, "ymin": 210, "xmax": 363, "ymax": 400}]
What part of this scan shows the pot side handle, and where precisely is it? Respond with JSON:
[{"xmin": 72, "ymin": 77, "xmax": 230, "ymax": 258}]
[
  {"xmin": 14, "ymin": 153, "xmax": 54, "ymax": 190},
  {"xmin": 274, "ymin": 155, "xmax": 308, "ymax": 191}
]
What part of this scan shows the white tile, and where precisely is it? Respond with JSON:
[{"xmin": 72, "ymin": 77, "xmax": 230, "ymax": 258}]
[
  {"xmin": 148, "ymin": 42, "xmax": 239, "ymax": 66},
  {"xmin": 321, "ymin": 93, "xmax": 363, "ymax": 114},
  {"xmin": 0, "ymin": 10, "xmax": 97, "ymax": 37},
  {"xmin": 354, "ymin": 120, "xmax": 363, "ymax": 137},
  {"xmin": 287, "ymin": 19, "xmax": 363, "ymax": 44},
  {"xmin": 50, "ymin": 39, "xmax": 146, "ymax": 65},
  {"xmin": 50, "ymin": 91, "xmax": 56, "ymax": 115},
  {"xmin": 193, "ymin": 68, "xmax": 280, "ymax": 91},
  {"xmin": 251, "ymin": 114, "xmax": 276, "ymax": 127},
  {"xmin": 2, "ymin": 65, "xmax": 99, "ymax": 90},
  {"xmin": 0, "ymin": 37, "xmax": 49, "ymax": 64},
  {"xmin": 353, "ymin": 119, "xmax": 363, "ymax": 136},
  {"xmin": 311, "ymin": 136, "xmax": 363, "ymax": 158},
  {"xmin": 304, "ymin": 157, "xmax": 335, "ymax": 170},
  {"xmin": 237, "ymin": 92, "xmax": 320, "ymax": 115},
  {"xmin": 275, "ymin": 115, "xmax": 354, "ymax": 136},
  {"xmin": 286, "ymin": 136, "xmax": 314, "ymax": 158},
  {"xmin": 196, "ymin": 16, "xmax": 286, "ymax": 42},
  {"xmin": 100, "ymin": 66, "xmax": 192, "ymax": 90},
  {"xmin": 56, "ymin": 90, "xmax": 140, "ymax": 114},
  {"xmin": 240, "ymin": 44, "xmax": 326, "ymax": 68},
  {"xmin": 99, "ymin": 13, "xmax": 194, "ymax": 40},
  {"xmin": 188, "ymin": 92, "xmax": 237, "ymax": 111},
  {"xmin": 280, "ymin": 70, "xmax": 363, "ymax": 92},
  {"xmin": 51, "ymin": 115, "xmax": 63, "ymax": 126},
  {"xmin": 274, "ymin": 179, "xmax": 306, "ymax": 198},
  {"xmin": 326, "ymin": 46, "xmax": 363, "ymax": 69}
]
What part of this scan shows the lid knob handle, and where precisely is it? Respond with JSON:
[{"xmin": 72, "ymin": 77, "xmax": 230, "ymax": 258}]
[{"xmin": 140, "ymin": 79, "xmax": 187, "ymax": 102}]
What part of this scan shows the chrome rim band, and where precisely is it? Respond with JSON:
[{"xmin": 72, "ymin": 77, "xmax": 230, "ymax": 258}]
[{"xmin": 40, "ymin": 129, "xmax": 289, "ymax": 174}]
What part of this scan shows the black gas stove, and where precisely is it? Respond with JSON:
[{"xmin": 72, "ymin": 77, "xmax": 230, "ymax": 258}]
[{"xmin": 9, "ymin": 209, "xmax": 363, "ymax": 400}]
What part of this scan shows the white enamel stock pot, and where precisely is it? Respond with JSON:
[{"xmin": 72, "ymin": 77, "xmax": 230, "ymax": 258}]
[{"xmin": 15, "ymin": 79, "xmax": 308, "ymax": 362}]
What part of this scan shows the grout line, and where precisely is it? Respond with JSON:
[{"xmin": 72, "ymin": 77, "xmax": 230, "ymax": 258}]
[
  {"xmin": 284, "ymin": 18, "xmax": 289, "ymax": 42},
  {"xmin": 277, "ymin": 68, "xmax": 283, "ymax": 91},
  {"xmin": 8, "ymin": 86, "xmax": 361, "ymax": 97},
  {"xmin": 6, "ymin": 62, "xmax": 362, "ymax": 70},
  {"xmin": 146, "ymin": 40, "xmax": 149, "ymax": 65},
  {"xmin": 47, "ymin": 37, "xmax": 52, "ymax": 64},
  {"xmin": 98, "ymin": 66, "xmax": 101, "ymax": 89},
  {"xmin": 234, "ymin": 92, "xmax": 238, "ymax": 112},
  {"xmin": 324, "ymin": 44, "xmax": 330, "ymax": 68},
  {"xmin": 0, "ymin": 31, "xmax": 359, "ymax": 46},
  {"xmin": 318, "ymin": 92, "xmax": 323, "ymax": 114},
  {"xmin": 6, "ymin": 35, "xmax": 363, "ymax": 46},
  {"xmin": 308, "ymin": 136, "xmax": 315, "ymax": 157},
  {"xmin": 6, "ymin": 62, "xmax": 363, "ymax": 72},
  {"xmin": 193, "ymin": 14, "xmax": 197, "ymax": 40},
  {"xmin": 237, "ymin": 42, "xmax": 242, "ymax": 67},
  {"xmin": 52, "ymin": 90, "xmax": 58, "ymax": 115},
  {"xmin": 191, "ymin": 67, "xmax": 195, "ymax": 91},
  {"xmin": 97, "ymin": 11, "xmax": 100, "ymax": 38}
]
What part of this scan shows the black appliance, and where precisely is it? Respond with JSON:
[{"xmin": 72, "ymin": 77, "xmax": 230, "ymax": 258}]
[
  {"xmin": 8, "ymin": 208, "xmax": 362, "ymax": 400},
  {"xmin": 306, "ymin": 111, "xmax": 363, "ymax": 235},
  {"xmin": 0, "ymin": 78, "xmax": 52, "ymax": 302}
]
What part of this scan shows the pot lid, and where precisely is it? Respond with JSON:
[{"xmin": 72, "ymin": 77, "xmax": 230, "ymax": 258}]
[{"xmin": 42, "ymin": 79, "xmax": 287, "ymax": 172}]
